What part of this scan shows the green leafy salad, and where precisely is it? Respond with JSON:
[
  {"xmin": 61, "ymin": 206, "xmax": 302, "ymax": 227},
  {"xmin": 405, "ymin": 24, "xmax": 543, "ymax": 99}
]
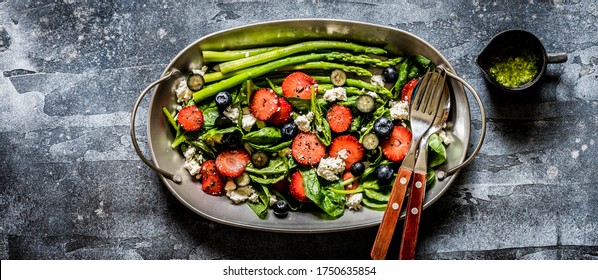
[{"xmin": 163, "ymin": 40, "xmax": 454, "ymax": 219}]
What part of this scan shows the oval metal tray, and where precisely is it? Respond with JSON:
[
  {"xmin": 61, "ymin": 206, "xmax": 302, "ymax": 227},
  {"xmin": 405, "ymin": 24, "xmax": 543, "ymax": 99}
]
[{"xmin": 142, "ymin": 19, "xmax": 473, "ymax": 233}]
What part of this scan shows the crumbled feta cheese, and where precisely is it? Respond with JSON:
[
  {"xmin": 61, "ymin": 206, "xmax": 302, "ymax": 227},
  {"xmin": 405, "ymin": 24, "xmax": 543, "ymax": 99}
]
[
  {"xmin": 366, "ymin": 91, "xmax": 379, "ymax": 99},
  {"xmin": 184, "ymin": 146, "xmax": 196, "ymax": 160},
  {"xmin": 191, "ymin": 65, "xmax": 209, "ymax": 76},
  {"xmin": 389, "ymin": 100, "xmax": 409, "ymax": 120},
  {"xmin": 316, "ymin": 157, "xmax": 346, "ymax": 181},
  {"xmin": 248, "ymin": 193, "xmax": 259, "ymax": 203},
  {"xmin": 438, "ymin": 130, "xmax": 454, "ymax": 145},
  {"xmin": 370, "ymin": 75, "xmax": 385, "ymax": 87},
  {"xmin": 241, "ymin": 107, "xmax": 257, "ymax": 131},
  {"xmin": 226, "ymin": 185, "xmax": 255, "ymax": 204},
  {"xmin": 294, "ymin": 112, "xmax": 314, "ymax": 132},
  {"xmin": 223, "ymin": 105, "xmax": 240, "ymax": 124},
  {"xmin": 346, "ymin": 193, "xmax": 363, "ymax": 210},
  {"xmin": 323, "ymin": 87, "xmax": 347, "ymax": 102},
  {"xmin": 174, "ymin": 79, "xmax": 193, "ymax": 103},
  {"xmin": 183, "ymin": 159, "xmax": 201, "ymax": 176},
  {"xmin": 269, "ymin": 195, "xmax": 278, "ymax": 207},
  {"xmin": 336, "ymin": 149, "xmax": 349, "ymax": 160},
  {"xmin": 224, "ymin": 179, "xmax": 237, "ymax": 192}
]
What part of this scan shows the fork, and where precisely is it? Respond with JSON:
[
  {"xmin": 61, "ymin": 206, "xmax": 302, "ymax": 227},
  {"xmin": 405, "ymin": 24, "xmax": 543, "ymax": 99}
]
[
  {"xmin": 370, "ymin": 70, "xmax": 445, "ymax": 260},
  {"xmin": 398, "ymin": 70, "xmax": 449, "ymax": 260}
]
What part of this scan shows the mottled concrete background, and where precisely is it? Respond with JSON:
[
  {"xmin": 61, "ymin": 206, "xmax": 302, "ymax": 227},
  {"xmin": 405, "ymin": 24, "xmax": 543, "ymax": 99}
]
[{"xmin": 1, "ymin": 0, "xmax": 597, "ymax": 260}]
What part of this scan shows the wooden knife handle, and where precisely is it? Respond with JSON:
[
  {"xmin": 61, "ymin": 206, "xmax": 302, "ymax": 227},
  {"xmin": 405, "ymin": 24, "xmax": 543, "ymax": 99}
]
[
  {"xmin": 370, "ymin": 167, "xmax": 412, "ymax": 260},
  {"xmin": 398, "ymin": 172, "xmax": 427, "ymax": 260}
]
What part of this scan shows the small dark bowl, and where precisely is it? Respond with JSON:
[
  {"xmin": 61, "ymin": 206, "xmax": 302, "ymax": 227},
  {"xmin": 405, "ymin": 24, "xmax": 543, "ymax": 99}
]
[{"xmin": 476, "ymin": 29, "xmax": 567, "ymax": 93}]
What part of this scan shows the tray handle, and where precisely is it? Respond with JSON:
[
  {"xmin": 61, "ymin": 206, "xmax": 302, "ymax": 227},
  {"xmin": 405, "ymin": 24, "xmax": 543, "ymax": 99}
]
[
  {"xmin": 436, "ymin": 66, "xmax": 487, "ymax": 180},
  {"xmin": 130, "ymin": 69, "xmax": 183, "ymax": 184}
]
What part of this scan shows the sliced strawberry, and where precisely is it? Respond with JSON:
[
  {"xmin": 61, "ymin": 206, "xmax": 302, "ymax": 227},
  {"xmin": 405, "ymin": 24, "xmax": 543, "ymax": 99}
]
[
  {"xmin": 200, "ymin": 160, "xmax": 224, "ymax": 196},
  {"xmin": 268, "ymin": 97, "xmax": 293, "ymax": 125},
  {"xmin": 401, "ymin": 78, "xmax": 418, "ymax": 103},
  {"xmin": 291, "ymin": 132, "xmax": 326, "ymax": 166},
  {"xmin": 282, "ymin": 72, "xmax": 318, "ymax": 99},
  {"xmin": 177, "ymin": 105, "xmax": 204, "ymax": 132},
  {"xmin": 329, "ymin": 135, "xmax": 364, "ymax": 170},
  {"xmin": 289, "ymin": 171, "xmax": 310, "ymax": 202},
  {"xmin": 215, "ymin": 149, "xmax": 251, "ymax": 177},
  {"xmin": 381, "ymin": 126, "xmax": 412, "ymax": 162},
  {"xmin": 250, "ymin": 88, "xmax": 279, "ymax": 121},
  {"xmin": 271, "ymin": 179, "xmax": 288, "ymax": 193},
  {"xmin": 342, "ymin": 171, "xmax": 358, "ymax": 192},
  {"xmin": 326, "ymin": 104, "xmax": 353, "ymax": 133}
]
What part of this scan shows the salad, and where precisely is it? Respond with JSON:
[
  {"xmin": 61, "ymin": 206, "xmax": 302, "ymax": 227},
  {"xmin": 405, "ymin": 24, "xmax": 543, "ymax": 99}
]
[{"xmin": 163, "ymin": 40, "xmax": 453, "ymax": 219}]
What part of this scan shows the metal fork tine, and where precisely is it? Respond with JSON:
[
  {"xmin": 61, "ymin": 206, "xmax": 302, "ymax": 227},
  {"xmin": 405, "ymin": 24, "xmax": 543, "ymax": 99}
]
[
  {"xmin": 410, "ymin": 71, "xmax": 431, "ymax": 110},
  {"xmin": 424, "ymin": 72, "xmax": 445, "ymax": 115},
  {"xmin": 419, "ymin": 72, "xmax": 437, "ymax": 113}
]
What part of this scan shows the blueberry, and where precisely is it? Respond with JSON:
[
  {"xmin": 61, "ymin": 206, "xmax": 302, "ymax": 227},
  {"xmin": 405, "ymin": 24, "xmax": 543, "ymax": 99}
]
[
  {"xmin": 376, "ymin": 164, "xmax": 394, "ymax": 183},
  {"xmin": 215, "ymin": 115, "xmax": 233, "ymax": 128},
  {"xmin": 221, "ymin": 131, "xmax": 241, "ymax": 148},
  {"xmin": 214, "ymin": 91, "xmax": 232, "ymax": 110},
  {"xmin": 382, "ymin": 66, "xmax": 399, "ymax": 84},
  {"xmin": 281, "ymin": 122, "xmax": 299, "ymax": 140},
  {"xmin": 350, "ymin": 162, "xmax": 365, "ymax": 176},
  {"xmin": 373, "ymin": 117, "xmax": 393, "ymax": 138},
  {"xmin": 273, "ymin": 200, "xmax": 289, "ymax": 218}
]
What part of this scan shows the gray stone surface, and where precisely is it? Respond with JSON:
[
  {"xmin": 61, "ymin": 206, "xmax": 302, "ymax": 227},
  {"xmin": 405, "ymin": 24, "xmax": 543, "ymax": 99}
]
[{"xmin": 1, "ymin": 0, "xmax": 597, "ymax": 260}]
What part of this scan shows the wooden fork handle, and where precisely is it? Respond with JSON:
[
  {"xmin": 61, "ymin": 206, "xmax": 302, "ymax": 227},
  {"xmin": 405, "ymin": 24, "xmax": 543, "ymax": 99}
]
[
  {"xmin": 398, "ymin": 172, "xmax": 427, "ymax": 260},
  {"xmin": 370, "ymin": 167, "xmax": 412, "ymax": 260}
]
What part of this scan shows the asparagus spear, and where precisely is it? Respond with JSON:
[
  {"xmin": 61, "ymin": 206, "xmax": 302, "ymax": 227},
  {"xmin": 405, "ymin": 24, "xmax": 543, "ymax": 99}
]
[
  {"xmin": 204, "ymin": 52, "xmax": 392, "ymax": 83},
  {"xmin": 216, "ymin": 40, "xmax": 387, "ymax": 73},
  {"xmin": 203, "ymin": 46, "xmax": 280, "ymax": 63},
  {"xmin": 194, "ymin": 53, "xmax": 330, "ymax": 101},
  {"xmin": 280, "ymin": 61, "xmax": 372, "ymax": 76}
]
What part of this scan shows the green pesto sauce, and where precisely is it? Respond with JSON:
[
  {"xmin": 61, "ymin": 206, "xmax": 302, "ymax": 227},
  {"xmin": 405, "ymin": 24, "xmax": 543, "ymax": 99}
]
[{"xmin": 489, "ymin": 53, "xmax": 538, "ymax": 88}]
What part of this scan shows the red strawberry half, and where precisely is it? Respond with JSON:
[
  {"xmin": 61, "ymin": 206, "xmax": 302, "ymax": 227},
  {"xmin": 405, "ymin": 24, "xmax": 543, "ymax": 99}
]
[
  {"xmin": 329, "ymin": 135, "xmax": 365, "ymax": 170},
  {"xmin": 401, "ymin": 78, "xmax": 418, "ymax": 103},
  {"xmin": 291, "ymin": 132, "xmax": 326, "ymax": 166},
  {"xmin": 381, "ymin": 125, "xmax": 412, "ymax": 162},
  {"xmin": 271, "ymin": 178, "xmax": 288, "ymax": 193},
  {"xmin": 268, "ymin": 97, "xmax": 293, "ymax": 125},
  {"xmin": 289, "ymin": 171, "xmax": 310, "ymax": 202},
  {"xmin": 215, "ymin": 149, "xmax": 251, "ymax": 177},
  {"xmin": 326, "ymin": 104, "xmax": 353, "ymax": 133},
  {"xmin": 282, "ymin": 72, "xmax": 318, "ymax": 99},
  {"xmin": 200, "ymin": 160, "xmax": 224, "ymax": 196},
  {"xmin": 177, "ymin": 105, "xmax": 204, "ymax": 132},
  {"xmin": 250, "ymin": 88, "xmax": 279, "ymax": 121}
]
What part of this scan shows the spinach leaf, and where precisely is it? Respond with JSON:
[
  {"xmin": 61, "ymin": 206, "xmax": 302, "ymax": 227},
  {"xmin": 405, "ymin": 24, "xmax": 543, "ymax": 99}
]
[
  {"xmin": 311, "ymin": 89, "xmax": 332, "ymax": 146},
  {"xmin": 426, "ymin": 168, "xmax": 436, "ymax": 188},
  {"xmin": 201, "ymin": 106, "xmax": 220, "ymax": 130},
  {"xmin": 300, "ymin": 168, "xmax": 345, "ymax": 218},
  {"xmin": 249, "ymin": 174, "xmax": 285, "ymax": 185},
  {"xmin": 247, "ymin": 140, "xmax": 293, "ymax": 153},
  {"xmin": 242, "ymin": 127, "xmax": 282, "ymax": 145},
  {"xmin": 428, "ymin": 133, "xmax": 447, "ymax": 168},
  {"xmin": 246, "ymin": 184, "xmax": 270, "ymax": 219},
  {"xmin": 186, "ymin": 139, "xmax": 216, "ymax": 159},
  {"xmin": 362, "ymin": 197, "xmax": 388, "ymax": 210},
  {"xmin": 202, "ymin": 126, "xmax": 242, "ymax": 146},
  {"xmin": 245, "ymin": 156, "xmax": 287, "ymax": 175}
]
